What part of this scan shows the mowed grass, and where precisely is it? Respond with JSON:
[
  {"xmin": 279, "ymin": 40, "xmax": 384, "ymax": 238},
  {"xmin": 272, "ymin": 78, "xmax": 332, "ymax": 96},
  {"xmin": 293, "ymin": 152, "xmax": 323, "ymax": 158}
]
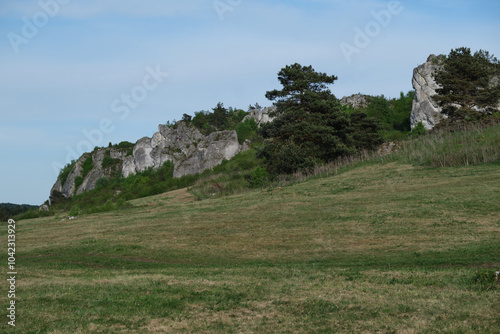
[{"xmin": 2, "ymin": 162, "xmax": 500, "ymax": 333}]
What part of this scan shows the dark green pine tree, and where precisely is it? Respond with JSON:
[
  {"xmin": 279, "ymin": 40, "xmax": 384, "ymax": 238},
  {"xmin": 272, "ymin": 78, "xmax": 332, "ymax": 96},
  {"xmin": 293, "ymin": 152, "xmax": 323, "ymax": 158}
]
[
  {"xmin": 432, "ymin": 47, "xmax": 500, "ymax": 123},
  {"xmin": 210, "ymin": 102, "xmax": 229, "ymax": 131},
  {"xmin": 259, "ymin": 64, "xmax": 357, "ymax": 175}
]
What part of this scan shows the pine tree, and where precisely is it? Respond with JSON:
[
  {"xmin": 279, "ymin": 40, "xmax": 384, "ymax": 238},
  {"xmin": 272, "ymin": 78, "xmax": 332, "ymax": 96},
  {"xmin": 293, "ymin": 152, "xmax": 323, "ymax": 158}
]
[
  {"xmin": 260, "ymin": 63, "xmax": 381, "ymax": 174},
  {"xmin": 433, "ymin": 47, "xmax": 500, "ymax": 123}
]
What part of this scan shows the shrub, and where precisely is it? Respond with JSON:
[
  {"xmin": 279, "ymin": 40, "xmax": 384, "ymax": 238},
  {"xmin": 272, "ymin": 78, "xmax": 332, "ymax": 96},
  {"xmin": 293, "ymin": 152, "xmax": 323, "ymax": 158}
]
[
  {"xmin": 411, "ymin": 122, "xmax": 427, "ymax": 137},
  {"xmin": 117, "ymin": 141, "xmax": 135, "ymax": 150},
  {"xmin": 95, "ymin": 177, "xmax": 110, "ymax": 190},
  {"xmin": 252, "ymin": 167, "xmax": 268, "ymax": 187},
  {"xmin": 261, "ymin": 139, "xmax": 315, "ymax": 176},
  {"xmin": 69, "ymin": 205, "xmax": 80, "ymax": 216},
  {"xmin": 236, "ymin": 118, "xmax": 258, "ymax": 144},
  {"xmin": 74, "ymin": 176, "xmax": 84, "ymax": 190},
  {"xmin": 81, "ymin": 156, "xmax": 93, "ymax": 178},
  {"xmin": 102, "ymin": 150, "xmax": 121, "ymax": 169},
  {"xmin": 58, "ymin": 160, "xmax": 76, "ymax": 186}
]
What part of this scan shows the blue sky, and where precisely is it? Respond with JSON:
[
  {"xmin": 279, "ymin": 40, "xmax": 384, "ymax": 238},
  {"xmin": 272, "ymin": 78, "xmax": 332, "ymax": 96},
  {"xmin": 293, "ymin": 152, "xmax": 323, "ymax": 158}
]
[{"xmin": 1, "ymin": 0, "xmax": 499, "ymax": 205}]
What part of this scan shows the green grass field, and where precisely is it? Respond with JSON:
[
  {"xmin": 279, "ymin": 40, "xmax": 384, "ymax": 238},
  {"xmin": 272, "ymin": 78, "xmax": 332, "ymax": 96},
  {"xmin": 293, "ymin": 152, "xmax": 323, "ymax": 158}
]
[{"xmin": 2, "ymin": 158, "xmax": 499, "ymax": 333}]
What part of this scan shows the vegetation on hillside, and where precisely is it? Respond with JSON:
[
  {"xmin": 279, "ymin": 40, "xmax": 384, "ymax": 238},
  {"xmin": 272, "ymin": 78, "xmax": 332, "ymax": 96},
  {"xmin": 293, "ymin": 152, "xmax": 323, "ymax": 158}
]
[
  {"xmin": 433, "ymin": 47, "xmax": 500, "ymax": 125},
  {"xmin": 0, "ymin": 203, "xmax": 37, "ymax": 221},
  {"xmin": 344, "ymin": 91, "xmax": 414, "ymax": 140},
  {"xmin": 259, "ymin": 63, "xmax": 383, "ymax": 175},
  {"xmin": 5, "ymin": 49, "xmax": 500, "ymax": 333},
  {"xmin": 6, "ymin": 157, "xmax": 499, "ymax": 332},
  {"xmin": 183, "ymin": 102, "xmax": 250, "ymax": 136},
  {"xmin": 19, "ymin": 50, "xmax": 498, "ymax": 219}
]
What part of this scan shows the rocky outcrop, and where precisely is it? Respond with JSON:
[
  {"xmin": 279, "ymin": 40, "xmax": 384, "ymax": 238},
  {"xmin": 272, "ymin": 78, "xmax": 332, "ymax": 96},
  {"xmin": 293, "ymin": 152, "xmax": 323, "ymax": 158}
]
[
  {"xmin": 411, "ymin": 55, "xmax": 443, "ymax": 128},
  {"xmin": 411, "ymin": 54, "xmax": 500, "ymax": 129},
  {"xmin": 124, "ymin": 122, "xmax": 247, "ymax": 178},
  {"xmin": 51, "ymin": 121, "xmax": 253, "ymax": 199},
  {"xmin": 340, "ymin": 94, "xmax": 371, "ymax": 109},
  {"xmin": 50, "ymin": 150, "xmax": 127, "ymax": 198},
  {"xmin": 243, "ymin": 107, "xmax": 276, "ymax": 125},
  {"xmin": 410, "ymin": 54, "xmax": 447, "ymax": 130}
]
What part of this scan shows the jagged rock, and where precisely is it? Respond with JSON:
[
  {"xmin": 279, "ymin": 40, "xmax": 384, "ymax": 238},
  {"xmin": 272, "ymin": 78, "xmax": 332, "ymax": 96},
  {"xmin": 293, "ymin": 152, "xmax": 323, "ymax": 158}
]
[
  {"xmin": 39, "ymin": 204, "xmax": 49, "ymax": 212},
  {"xmin": 50, "ymin": 178, "xmax": 62, "ymax": 200},
  {"xmin": 51, "ymin": 121, "xmax": 251, "ymax": 198},
  {"xmin": 340, "ymin": 94, "xmax": 371, "ymax": 109},
  {"xmin": 76, "ymin": 149, "xmax": 127, "ymax": 195},
  {"xmin": 410, "ymin": 54, "xmax": 447, "ymax": 129},
  {"xmin": 243, "ymin": 107, "xmax": 276, "ymax": 125}
]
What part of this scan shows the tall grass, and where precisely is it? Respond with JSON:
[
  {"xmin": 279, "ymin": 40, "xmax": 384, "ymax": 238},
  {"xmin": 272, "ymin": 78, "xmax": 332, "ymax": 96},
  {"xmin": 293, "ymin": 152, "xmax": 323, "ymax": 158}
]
[
  {"xmin": 393, "ymin": 124, "xmax": 500, "ymax": 167},
  {"xmin": 189, "ymin": 124, "xmax": 500, "ymax": 200}
]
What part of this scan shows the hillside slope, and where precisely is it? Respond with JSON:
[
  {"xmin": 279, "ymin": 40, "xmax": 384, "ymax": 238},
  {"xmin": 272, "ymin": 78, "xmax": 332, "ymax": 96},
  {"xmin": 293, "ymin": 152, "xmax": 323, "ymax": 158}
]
[{"xmin": 3, "ymin": 160, "xmax": 499, "ymax": 333}]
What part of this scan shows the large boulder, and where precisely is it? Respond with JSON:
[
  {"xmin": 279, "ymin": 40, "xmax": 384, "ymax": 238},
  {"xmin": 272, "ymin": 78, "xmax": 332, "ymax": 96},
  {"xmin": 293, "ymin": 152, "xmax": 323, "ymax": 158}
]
[{"xmin": 410, "ymin": 54, "xmax": 447, "ymax": 129}]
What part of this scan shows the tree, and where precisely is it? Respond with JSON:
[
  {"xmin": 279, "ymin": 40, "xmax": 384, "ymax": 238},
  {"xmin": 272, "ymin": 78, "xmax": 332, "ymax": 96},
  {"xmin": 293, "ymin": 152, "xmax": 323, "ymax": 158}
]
[
  {"xmin": 248, "ymin": 102, "xmax": 262, "ymax": 111},
  {"xmin": 365, "ymin": 95, "xmax": 391, "ymax": 129},
  {"xmin": 390, "ymin": 91, "xmax": 413, "ymax": 132},
  {"xmin": 236, "ymin": 118, "xmax": 258, "ymax": 144},
  {"xmin": 210, "ymin": 102, "xmax": 229, "ymax": 130},
  {"xmin": 432, "ymin": 47, "xmax": 500, "ymax": 123},
  {"xmin": 350, "ymin": 111, "xmax": 384, "ymax": 150},
  {"xmin": 259, "ymin": 63, "xmax": 358, "ymax": 174}
]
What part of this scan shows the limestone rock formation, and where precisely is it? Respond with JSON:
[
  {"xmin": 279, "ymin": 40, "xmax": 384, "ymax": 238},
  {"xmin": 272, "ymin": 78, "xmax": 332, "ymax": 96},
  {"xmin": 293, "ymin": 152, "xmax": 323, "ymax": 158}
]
[
  {"xmin": 50, "ymin": 121, "xmax": 252, "ymax": 199},
  {"xmin": 243, "ymin": 107, "xmax": 276, "ymax": 125},
  {"xmin": 410, "ymin": 54, "xmax": 447, "ymax": 129},
  {"xmin": 340, "ymin": 94, "xmax": 371, "ymax": 109},
  {"xmin": 124, "ymin": 122, "xmax": 246, "ymax": 178}
]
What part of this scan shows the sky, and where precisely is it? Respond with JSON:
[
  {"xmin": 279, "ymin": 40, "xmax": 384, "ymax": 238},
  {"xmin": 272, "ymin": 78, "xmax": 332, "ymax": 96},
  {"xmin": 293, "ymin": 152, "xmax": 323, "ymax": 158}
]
[{"xmin": 0, "ymin": 0, "xmax": 499, "ymax": 205}]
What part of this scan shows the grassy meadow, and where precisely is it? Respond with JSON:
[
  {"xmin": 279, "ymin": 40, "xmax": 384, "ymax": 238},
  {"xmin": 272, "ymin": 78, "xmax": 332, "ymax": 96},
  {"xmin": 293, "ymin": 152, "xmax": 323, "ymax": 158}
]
[{"xmin": 2, "ymin": 126, "xmax": 500, "ymax": 333}]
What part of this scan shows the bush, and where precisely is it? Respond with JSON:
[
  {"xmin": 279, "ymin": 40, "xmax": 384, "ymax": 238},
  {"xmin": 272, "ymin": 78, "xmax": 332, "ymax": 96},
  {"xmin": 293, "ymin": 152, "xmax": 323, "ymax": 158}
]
[
  {"xmin": 101, "ymin": 150, "xmax": 121, "ymax": 169},
  {"xmin": 411, "ymin": 122, "xmax": 427, "ymax": 137},
  {"xmin": 69, "ymin": 205, "xmax": 80, "ymax": 216},
  {"xmin": 81, "ymin": 156, "xmax": 93, "ymax": 177},
  {"xmin": 95, "ymin": 177, "xmax": 110, "ymax": 190},
  {"xmin": 117, "ymin": 141, "xmax": 134, "ymax": 149},
  {"xmin": 236, "ymin": 118, "xmax": 258, "ymax": 144},
  {"xmin": 74, "ymin": 176, "xmax": 84, "ymax": 190},
  {"xmin": 58, "ymin": 160, "xmax": 76, "ymax": 186},
  {"xmin": 252, "ymin": 167, "xmax": 268, "ymax": 188},
  {"xmin": 261, "ymin": 140, "xmax": 315, "ymax": 176}
]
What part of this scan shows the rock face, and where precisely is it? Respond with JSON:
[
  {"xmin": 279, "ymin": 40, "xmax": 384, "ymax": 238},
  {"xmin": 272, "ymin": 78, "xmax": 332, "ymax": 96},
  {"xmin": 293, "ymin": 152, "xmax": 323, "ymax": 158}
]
[
  {"xmin": 410, "ymin": 54, "xmax": 447, "ymax": 129},
  {"xmin": 51, "ymin": 121, "xmax": 259, "ymax": 199},
  {"xmin": 242, "ymin": 107, "xmax": 276, "ymax": 125},
  {"xmin": 340, "ymin": 94, "xmax": 371, "ymax": 109},
  {"xmin": 125, "ymin": 122, "xmax": 246, "ymax": 178}
]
